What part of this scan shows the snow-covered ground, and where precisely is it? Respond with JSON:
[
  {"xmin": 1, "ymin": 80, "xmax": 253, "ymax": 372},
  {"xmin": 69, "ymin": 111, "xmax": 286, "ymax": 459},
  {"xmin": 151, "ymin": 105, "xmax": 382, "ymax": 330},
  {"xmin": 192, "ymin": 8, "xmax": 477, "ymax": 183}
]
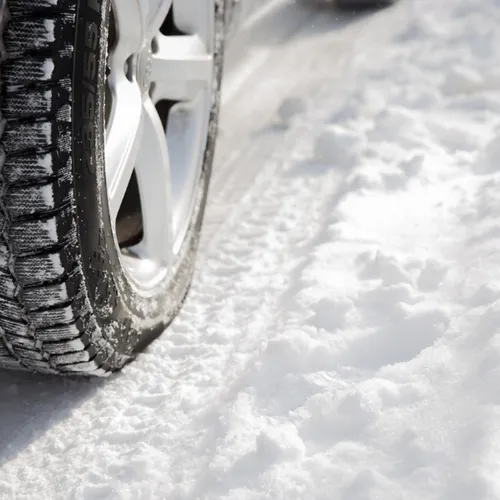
[{"xmin": 2, "ymin": 0, "xmax": 500, "ymax": 498}]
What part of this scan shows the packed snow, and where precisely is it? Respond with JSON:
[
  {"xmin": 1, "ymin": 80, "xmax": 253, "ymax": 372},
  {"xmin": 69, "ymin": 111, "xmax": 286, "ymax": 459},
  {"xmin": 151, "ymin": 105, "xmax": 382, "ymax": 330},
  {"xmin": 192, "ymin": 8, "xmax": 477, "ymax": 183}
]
[{"xmin": 2, "ymin": 0, "xmax": 500, "ymax": 498}]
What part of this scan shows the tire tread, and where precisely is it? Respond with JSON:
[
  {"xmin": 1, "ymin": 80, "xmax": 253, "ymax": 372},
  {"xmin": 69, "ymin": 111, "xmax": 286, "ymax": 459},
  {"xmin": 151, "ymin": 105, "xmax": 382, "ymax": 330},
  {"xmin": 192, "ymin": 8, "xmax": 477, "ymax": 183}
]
[{"xmin": 0, "ymin": 0, "xmax": 124, "ymax": 375}]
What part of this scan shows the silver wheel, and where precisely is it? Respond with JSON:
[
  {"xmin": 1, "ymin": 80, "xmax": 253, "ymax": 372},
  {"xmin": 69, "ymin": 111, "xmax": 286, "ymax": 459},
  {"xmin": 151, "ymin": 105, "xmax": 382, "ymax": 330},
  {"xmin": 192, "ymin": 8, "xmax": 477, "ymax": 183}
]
[{"xmin": 106, "ymin": 0, "xmax": 215, "ymax": 290}]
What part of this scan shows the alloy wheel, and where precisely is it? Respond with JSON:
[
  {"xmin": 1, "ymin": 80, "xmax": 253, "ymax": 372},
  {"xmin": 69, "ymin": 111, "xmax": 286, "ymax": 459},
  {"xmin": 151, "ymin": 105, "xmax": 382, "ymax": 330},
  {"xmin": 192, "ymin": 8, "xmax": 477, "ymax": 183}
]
[{"xmin": 106, "ymin": 0, "xmax": 215, "ymax": 290}]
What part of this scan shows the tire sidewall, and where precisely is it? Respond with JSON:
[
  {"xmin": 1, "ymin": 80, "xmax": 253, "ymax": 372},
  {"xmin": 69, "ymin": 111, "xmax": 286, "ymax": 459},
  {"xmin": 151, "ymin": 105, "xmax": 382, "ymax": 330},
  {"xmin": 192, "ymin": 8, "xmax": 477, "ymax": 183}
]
[{"xmin": 72, "ymin": 0, "xmax": 225, "ymax": 356}]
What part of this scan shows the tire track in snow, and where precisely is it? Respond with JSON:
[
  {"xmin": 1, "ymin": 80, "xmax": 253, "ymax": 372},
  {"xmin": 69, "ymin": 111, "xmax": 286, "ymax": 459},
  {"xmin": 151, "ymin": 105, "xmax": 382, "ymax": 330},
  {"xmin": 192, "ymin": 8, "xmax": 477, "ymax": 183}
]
[
  {"xmin": 67, "ymin": 5, "xmax": 409, "ymax": 497},
  {"xmin": 0, "ymin": 2, "xmax": 407, "ymax": 499}
]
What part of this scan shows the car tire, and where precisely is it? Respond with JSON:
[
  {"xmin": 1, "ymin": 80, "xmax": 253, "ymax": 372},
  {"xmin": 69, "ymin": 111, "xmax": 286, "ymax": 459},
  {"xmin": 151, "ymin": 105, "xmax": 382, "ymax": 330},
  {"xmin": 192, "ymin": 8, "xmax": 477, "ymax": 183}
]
[{"xmin": 0, "ymin": 0, "xmax": 225, "ymax": 376}]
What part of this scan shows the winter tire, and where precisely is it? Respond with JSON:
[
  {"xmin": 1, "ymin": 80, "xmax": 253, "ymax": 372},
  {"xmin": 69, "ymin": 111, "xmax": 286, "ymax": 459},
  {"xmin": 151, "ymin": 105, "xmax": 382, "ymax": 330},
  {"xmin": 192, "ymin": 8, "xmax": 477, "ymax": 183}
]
[{"xmin": 0, "ymin": 0, "xmax": 225, "ymax": 375}]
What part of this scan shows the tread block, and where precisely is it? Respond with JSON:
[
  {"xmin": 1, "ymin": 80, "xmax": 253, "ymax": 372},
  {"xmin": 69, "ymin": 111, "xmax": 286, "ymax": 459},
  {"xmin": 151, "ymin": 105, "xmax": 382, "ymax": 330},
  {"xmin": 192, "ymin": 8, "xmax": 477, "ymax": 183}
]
[
  {"xmin": 8, "ymin": 0, "xmax": 77, "ymax": 16},
  {"xmin": 3, "ymin": 120, "xmax": 53, "ymax": 155},
  {"xmin": 0, "ymin": 315, "xmax": 30, "ymax": 338},
  {"xmin": 37, "ymin": 321, "xmax": 81, "ymax": 342},
  {"xmin": 3, "ymin": 151, "xmax": 71, "ymax": 182},
  {"xmin": 6, "ymin": 182, "xmax": 72, "ymax": 218},
  {"xmin": 4, "ymin": 18, "xmax": 55, "ymax": 55},
  {"xmin": 52, "ymin": 348, "xmax": 94, "ymax": 365},
  {"xmin": 0, "ymin": 295, "xmax": 24, "ymax": 321},
  {"xmin": 9, "ymin": 343, "xmax": 45, "ymax": 360},
  {"xmin": 24, "ymin": 281, "xmax": 70, "ymax": 310},
  {"xmin": 2, "ymin": 87, "xmax": 53, "ymax": 120},
  {"xmin": 3, "ymin": 57, "xmax": 57, "ymax": 87},
  {"xmin": 11, "ymin": 210, "xmax": 77, "ymax": 254},
  {"xmin": 43, "ymin": 336, "xmax": 88, "ymax": 355},
  {"xmin": 31, "ymin": 304, "xmax": 75, "ymax": 329},
  {"xmin": 59, "ymin": 360, "xmax": 107, "ymax": 375},
  {"xmin": 15, "ymin": 246, "xmax": 76, "ymax": 285},
  {"xmin": 0, "ymin": 269, "xmax": 16, "ymax": 298},
  {"xmin": 18, "ymin": 358, "xmax": 56, "ymax": 374}
]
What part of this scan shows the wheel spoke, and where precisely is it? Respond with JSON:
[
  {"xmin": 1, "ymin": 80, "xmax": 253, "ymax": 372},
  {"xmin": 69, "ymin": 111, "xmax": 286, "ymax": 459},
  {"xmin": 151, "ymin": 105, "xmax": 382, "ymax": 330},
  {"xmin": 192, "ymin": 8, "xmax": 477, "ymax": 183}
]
[
  {"xmin": 135, "ymin": 99, "xmax": 174, "ymax": 265},
  {"xmin": 173, "ymin": 0, "xmax": 214, "ymax": 49},
  {"xmin": 106, "ymin": 77, "xmax": 144, "ymax": 220},
  {"xmin": 146, "ymin": 0, "xmax": 174, "ymax": 38},
  {"xmin": 151, "ymin": 35, "xmax": 213, "ymax": 102},
  {"xmin": 109, "ymin": 0, "xmax": 146, "ymax": 70}
]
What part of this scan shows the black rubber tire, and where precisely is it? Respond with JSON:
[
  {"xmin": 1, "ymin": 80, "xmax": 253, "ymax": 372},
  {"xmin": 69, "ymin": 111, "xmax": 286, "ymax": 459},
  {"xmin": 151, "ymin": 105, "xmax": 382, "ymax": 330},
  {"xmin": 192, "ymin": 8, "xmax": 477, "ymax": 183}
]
[{"xmin": 0, "ymin": 0, "xmax": 225, "ymax": 376}]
